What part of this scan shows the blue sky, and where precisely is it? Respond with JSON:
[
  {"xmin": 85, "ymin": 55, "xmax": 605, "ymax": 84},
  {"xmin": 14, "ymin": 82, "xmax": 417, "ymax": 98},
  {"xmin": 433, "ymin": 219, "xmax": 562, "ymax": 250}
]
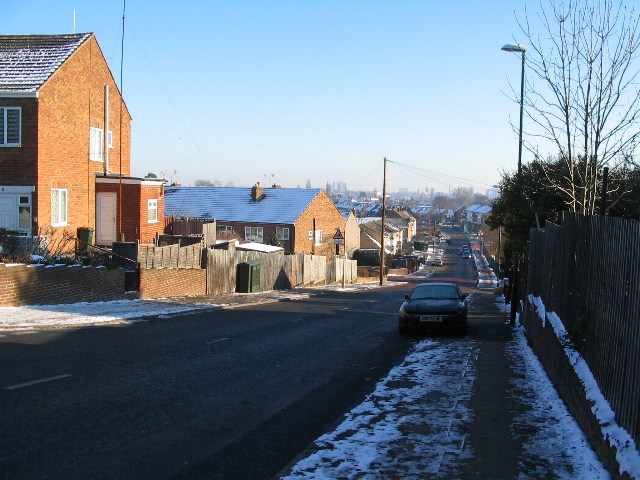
[{"xmin": 7, "ymin": 1, "xmax": 535, "ymax": 194}]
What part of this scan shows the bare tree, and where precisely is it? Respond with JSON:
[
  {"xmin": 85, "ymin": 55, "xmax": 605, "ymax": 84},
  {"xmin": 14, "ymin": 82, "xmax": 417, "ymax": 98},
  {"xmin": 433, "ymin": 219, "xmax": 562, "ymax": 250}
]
[
  {"xmin": 517, "ymin": 0, "xmax": 640, "ymax": 214},
  {"xmin": 194, "ymin": 179, "xmax": 221, "ymax": 187}
]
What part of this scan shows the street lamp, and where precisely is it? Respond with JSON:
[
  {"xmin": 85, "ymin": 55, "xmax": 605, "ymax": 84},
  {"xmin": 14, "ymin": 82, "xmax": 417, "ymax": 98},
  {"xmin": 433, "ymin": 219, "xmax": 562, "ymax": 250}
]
[{"xmin": 501, "ymin": 43, "xmax": 527, "ymax": 175}]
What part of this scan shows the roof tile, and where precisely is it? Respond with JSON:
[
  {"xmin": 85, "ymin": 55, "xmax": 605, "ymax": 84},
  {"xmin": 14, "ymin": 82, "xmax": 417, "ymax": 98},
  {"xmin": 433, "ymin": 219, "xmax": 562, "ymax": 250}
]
[{"xmin": 0, "ymin": 33, "xmax": 91, "ymax": 92}]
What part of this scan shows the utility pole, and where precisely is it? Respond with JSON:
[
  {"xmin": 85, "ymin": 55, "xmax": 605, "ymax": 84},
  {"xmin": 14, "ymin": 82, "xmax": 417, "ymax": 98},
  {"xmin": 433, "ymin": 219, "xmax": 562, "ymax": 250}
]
[{"xmin": 380, "ymin": 157, "xmax": 387, "ymax": 286}]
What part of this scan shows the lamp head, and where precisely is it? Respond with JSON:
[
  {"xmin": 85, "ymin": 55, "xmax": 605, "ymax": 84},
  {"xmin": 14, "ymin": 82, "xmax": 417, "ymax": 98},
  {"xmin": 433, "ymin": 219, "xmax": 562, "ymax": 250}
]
[{"xmin": 501, "ymin": 44, "xmax": 527, "ymax": 53}]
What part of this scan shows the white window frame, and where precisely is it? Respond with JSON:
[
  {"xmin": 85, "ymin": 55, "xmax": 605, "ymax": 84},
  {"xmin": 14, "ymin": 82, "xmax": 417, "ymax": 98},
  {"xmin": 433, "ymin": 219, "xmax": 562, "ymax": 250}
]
[
  {"xmin": 18, "ymin": 195, "xmax": 32, "ymax": 230},
  {"xmin": 90, "ymin": 127, "xmax": 104, "ymax": 161},
  {"xmin": 245, "ymin": 226, "xmax": 264, "ymax": 243},
  {"xmin": 276, "ymin": 227, "xmax": 290, "ymax": 241},
  {"xmin": 0, "ymin": 107, "xmax": 21, "ymax": 147},
  {"xmin": 217, "ymin": 225, "xmax": 232, "ymax": 233},
  {"xmin": 51, "ymin": 189, "xmax": 68, "ymax": 227},
  {"xmin": 147, "ymin": 199, "xmax": 158, "ymax": 223},
  {"xmin": 308, "ymin": 230, "xmax": 323, "ymax": 246}
]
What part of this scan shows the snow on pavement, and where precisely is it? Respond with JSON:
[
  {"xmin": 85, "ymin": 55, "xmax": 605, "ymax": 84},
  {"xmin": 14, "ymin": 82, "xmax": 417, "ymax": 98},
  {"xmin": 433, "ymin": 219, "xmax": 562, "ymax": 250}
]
[
  {"xmin": 281, "ymin": 298, "xmax": 611, "ymax": 480},
  {"xmin": 282, "ymin": 337, "xmax": 477, "ymax": 480}
]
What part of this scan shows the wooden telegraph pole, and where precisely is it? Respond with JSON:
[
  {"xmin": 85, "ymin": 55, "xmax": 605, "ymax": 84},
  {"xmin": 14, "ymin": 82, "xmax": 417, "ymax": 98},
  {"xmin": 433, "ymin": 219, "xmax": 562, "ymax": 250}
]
[{"xmin": 380, "ymin": 157, "xmax": 387, "ymax": 286}]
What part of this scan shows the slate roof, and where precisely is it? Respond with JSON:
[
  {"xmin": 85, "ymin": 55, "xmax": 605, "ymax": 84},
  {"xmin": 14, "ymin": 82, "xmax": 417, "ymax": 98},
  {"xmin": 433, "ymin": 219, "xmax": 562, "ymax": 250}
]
[
  {"xmin": 465, "ymin": 204, "xmax": 492, "ymax": 214},
  {"xmin": 164, "ymin": 186, "xmax": 324, "ymax": 224},
  {"xmin": 0, "ymin": 33, "xmax": 91, "ymax": 92}
]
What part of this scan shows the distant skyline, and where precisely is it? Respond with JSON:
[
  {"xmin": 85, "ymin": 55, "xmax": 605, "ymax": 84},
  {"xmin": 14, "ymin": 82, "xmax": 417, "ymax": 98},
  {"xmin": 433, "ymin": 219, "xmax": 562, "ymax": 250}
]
[{"xmin": 7, "ymin": 1, "xmax": 538, "ymax": 192}]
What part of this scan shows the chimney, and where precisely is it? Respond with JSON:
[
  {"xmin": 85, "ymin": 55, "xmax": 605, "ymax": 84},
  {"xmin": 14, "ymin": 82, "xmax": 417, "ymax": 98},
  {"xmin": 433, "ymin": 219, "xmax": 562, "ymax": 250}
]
[{"xmin": 251, "ymin": 182, "xmax": 263, "ymax": 201}]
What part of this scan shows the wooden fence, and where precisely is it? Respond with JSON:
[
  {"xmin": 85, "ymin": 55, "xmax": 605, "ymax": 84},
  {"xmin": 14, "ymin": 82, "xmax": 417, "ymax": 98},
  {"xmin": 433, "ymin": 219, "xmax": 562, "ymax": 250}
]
[
  {"xmin": 526, "ymin": 212, "xmax": 640, "ymax": 446},
  {"xmin": 326, "ymin": 257, "xmax": 359, "ymax": 284},
  {"xmin": 138, "ymin": 244, "xmax": 204, "ymax": 269},
  {"xmin": 206, "ymin": 250, "xmax": 357, "ymax": 296}
]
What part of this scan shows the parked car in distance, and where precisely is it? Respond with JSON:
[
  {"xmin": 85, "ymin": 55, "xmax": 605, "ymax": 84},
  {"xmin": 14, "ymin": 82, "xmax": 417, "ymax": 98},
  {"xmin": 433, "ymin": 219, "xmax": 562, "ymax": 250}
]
[
  {"xmin": 430, "ymin": 256, "xmax": 443, "ymax": 266},
  {"xmin": 462, "ymin": 251, "xmax": 472, "ymax": 259},
  {"xmin": 398, "ymin": 282, "xmax": 468, "ymax": 334}
]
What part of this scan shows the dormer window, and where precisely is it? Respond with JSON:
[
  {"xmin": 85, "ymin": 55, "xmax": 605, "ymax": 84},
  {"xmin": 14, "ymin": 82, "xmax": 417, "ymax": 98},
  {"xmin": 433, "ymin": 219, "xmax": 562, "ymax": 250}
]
[{"xmin": 0, "ymin": 107, "xmax": 21, "ymax": 146}]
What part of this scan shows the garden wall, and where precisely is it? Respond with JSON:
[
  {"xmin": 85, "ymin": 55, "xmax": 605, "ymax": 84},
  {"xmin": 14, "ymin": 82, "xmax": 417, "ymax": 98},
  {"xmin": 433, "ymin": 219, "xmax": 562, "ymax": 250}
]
[
  {"xmin": 138, "ymin": 268, "xmax": 207, "ymax": 299},
  {"xmin": 0, "ymin": 263, "xmax": 125, "ymax": 307}
]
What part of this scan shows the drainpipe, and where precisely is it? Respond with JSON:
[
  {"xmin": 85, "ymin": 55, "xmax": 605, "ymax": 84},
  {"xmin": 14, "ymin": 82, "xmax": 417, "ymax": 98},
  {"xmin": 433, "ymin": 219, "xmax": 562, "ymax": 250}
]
[{"xmin": 104, "ymin": 85, "xmax": 109, "ymax": 174}]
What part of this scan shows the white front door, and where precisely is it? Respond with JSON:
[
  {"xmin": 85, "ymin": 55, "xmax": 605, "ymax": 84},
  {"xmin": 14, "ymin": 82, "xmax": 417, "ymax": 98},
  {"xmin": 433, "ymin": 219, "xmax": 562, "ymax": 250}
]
[
  {"xmin": 96, "ymin": 193, "xmax": 117, "ymax": 245},
  {"xmin": 0, "ymin": 195, "xmax": 18, "ymax": 230}
]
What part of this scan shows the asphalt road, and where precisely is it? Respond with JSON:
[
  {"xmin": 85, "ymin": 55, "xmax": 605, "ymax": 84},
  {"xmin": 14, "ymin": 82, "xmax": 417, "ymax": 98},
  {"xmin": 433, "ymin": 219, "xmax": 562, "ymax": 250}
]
[
  {"xmin": 0, "ymin": 227, "xmax": 482, "ymax": 480},
  {"xmin": 1, "ymin": 281, "xmax": 418, "ymax": 479}
]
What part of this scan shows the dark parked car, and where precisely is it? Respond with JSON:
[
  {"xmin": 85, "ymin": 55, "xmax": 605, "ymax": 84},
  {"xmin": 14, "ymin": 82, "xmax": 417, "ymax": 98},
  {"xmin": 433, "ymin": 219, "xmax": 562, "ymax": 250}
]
[{"xmin": 398, "ymin": 282, "xmax": 468, "ymax": 334}]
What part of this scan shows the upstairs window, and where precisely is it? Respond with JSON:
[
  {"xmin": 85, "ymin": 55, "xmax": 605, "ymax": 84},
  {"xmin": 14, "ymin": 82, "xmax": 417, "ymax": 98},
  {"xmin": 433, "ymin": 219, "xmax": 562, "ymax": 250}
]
[
  {"xmin": 148, "ymin": 199, "xmax": 158, "ymax": 223},
  {"xmin": 276, "ymin": 227, "xmax": 290, "ymax": 240},
  {"xmin": 245, "ymin": 226, "xmax": 263, "ymax": 243},
  {"xmin": 51, "ymin": 189, "xmax": 68, "ymax": 226},
  {"xmin": 0, "ymin": 107, "xmax": 21, "ymax": 146},
  {"xmin": 90, "ymin": 127, "xmax": 104, "ymax": 161}
]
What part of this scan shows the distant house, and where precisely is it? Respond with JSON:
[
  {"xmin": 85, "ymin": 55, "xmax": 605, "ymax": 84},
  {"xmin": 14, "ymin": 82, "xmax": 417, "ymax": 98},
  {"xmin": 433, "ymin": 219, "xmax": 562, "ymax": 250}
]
[
  {"xmin": 164, "ymin": 183, "xmax": 345, "ymax": 256},
  {"xmin": 462, "ymin": 204, "xmax": 492, "ymax": 233},
  {"xmin": 384, "ymin": 208, "xmax": 417, "ymax": 241},
  {"xmin": 0, "ymin": 33, "xmax": 164, "ymax": 245},
  {"xmin": 358, "ymin": 219, "xmax": 403, "ymax": 254},
  {"xmin": 339, "ymin": 209, "xmax": 361, "ymax": 258}
]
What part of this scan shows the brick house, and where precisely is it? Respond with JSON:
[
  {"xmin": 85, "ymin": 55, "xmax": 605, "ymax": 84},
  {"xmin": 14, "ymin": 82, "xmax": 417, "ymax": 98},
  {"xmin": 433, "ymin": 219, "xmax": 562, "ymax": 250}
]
[
  {"xmin": 0, "ymin": 33, "xmax": 164, "ymax": 247},
  {"xmin": 164, "ymin": 183, "xmax": 345, "ymax": 256}
]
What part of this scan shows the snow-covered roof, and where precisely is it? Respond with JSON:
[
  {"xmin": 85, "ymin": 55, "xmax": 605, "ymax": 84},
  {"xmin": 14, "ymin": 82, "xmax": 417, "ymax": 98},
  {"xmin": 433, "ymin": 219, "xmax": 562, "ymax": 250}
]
[
  {"xmin": 164, "ymin": 186, "xmax": 324, "ymax": 224},
  {"xmin": 334, "ymin": 202, "xmax": 353, "ymax": 211},
  {"xmin": 466, "ymin": 204, "xmax": 492, "ymax": 214},
  {"xmin": 0, "ymin": 33, "xmax": 91, "ymax": 92},
  {"xmin": 236, "ymin": 243, "xmax": 284, "ymax": 253}
]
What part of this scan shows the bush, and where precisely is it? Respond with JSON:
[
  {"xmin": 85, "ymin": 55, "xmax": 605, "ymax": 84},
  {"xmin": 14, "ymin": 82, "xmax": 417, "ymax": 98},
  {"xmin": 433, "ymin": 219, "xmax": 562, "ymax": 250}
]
[{"xmin": 352, "ymin": 249, "xmax": 393, "ymax": 268}]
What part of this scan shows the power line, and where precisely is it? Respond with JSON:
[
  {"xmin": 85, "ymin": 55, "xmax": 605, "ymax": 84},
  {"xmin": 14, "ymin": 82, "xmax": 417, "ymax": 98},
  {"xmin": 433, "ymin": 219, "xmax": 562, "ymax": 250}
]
[{"xmin": 387, "ymin": 160, "xmax": 497, "ymax": 191}]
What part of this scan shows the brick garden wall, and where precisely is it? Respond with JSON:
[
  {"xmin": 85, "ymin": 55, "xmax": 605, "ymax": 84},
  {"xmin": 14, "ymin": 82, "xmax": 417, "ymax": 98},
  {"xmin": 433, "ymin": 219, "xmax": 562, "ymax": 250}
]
[
  {"xmin": 138, "ymin": 268, "xmax": 206, "ymax": 299},
  {"xmin": 0, "ymin": 263, "xmax": 125, "ymax": 307}
]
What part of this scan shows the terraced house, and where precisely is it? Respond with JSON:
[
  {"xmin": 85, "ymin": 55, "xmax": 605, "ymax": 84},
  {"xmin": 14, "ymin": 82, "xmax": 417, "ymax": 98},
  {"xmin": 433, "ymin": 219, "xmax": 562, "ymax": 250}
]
[{"xmin": 0, "ymin": 33, "xmax": 164, "ymax": 246}]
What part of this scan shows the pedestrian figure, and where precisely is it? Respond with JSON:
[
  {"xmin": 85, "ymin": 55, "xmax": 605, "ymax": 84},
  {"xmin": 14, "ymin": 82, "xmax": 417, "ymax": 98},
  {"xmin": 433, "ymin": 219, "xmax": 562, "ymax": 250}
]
[{"xmin": 503, "ymin": 278, "xmax": 511, "ymax": 304}]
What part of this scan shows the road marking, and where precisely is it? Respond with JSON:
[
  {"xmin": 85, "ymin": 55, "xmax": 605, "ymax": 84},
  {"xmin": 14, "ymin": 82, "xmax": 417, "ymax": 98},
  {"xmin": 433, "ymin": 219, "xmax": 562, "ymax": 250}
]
[
  {"xmin": 206, "ymin": 337, "xmax": 230, "ymax": 345},
  {"xmin": 3, "ymin": 374, "xmax": 72, "ymax": 391}
]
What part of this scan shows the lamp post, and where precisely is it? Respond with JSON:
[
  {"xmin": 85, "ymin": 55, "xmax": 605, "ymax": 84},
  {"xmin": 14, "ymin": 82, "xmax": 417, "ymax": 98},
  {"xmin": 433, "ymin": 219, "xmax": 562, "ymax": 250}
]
[{"xmin": 501, "ymin": 43, "xmax": 527, "ymax": 175}]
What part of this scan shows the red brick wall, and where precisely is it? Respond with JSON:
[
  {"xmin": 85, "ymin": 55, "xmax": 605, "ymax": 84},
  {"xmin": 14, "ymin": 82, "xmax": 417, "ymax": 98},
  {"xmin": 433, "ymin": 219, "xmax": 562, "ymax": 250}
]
[
  {"xmin": 138, "ymin": 184, "xmax": 165, "ymax": 244},
  {"xmin": 96, "ymin": 181, "xmax": 165, "ymax": 244},
  {"xmin": 215, "ymin": 221, "xmax": 293, "ymax": 253},
  {"xmin": 294, "ymin": 191, "xmax": 346, "ymax": 256},
  {"xmin": 0, "ymin": 263, "xmax": 125, "ymax": 307},
  {"xmin": 0, "ymin": 98, "xmax": 38, "ymax": 187},
  {"xmin": 138, "ymin": 268, "xmax": 206, "ymax": 299},
  {"xmin": 35, "ymin": 34, "xmax": 132, "ymax": 236}
]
